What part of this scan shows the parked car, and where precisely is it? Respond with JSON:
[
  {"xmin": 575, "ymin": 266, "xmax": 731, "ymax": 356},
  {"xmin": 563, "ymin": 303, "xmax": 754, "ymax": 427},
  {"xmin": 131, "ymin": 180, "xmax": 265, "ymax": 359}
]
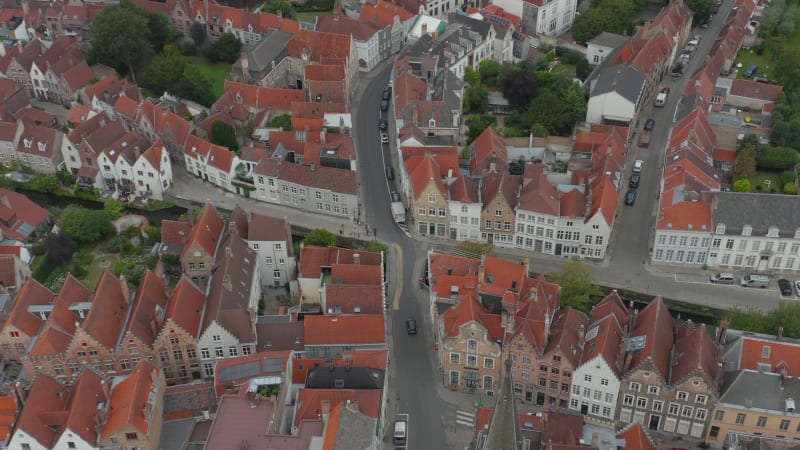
[
  {"xmin": 701, "ymin": 21, "xmax": 710, "ymax": 28},
  {"xmin": 379, "ymin": 120, "xmax": 388, "ymax": 131},
  {"xmin": 644, "ymin": 118, "xmax": 655, "ymax": 131},
  {"xmin": 661, "ymin": 87, "xmax": 671, "ymax": 95},
  {"xmin": 744, "ymin": 65, "xmax": 758, "ymax": 78},
  {"xmin": 381, "ymin": 132, "xmax": 389, "ymax": 144},
  {"xmin": 391, "ymin": 191, "xmax": 401, "ymax": 202},
  {"xmin": 709, "ymin": 272, "xmax": 736, "ymax": 284},
  {"xmin": 382, "ymin": 89, "xmax": 391, "ymax": 101},
  {"xmin": 625, "ymin": 189, "xmax": 637, "ymax": 205},
  {"xmin": 406, "ymin": 319, "xmax": 417, "ymax": 334},
  {"xmin": 779, "ymin": 279, "xmax": 793, "ymax": 296},
  {"xmin": 795, "ymin": 280, "xmax": 800, "ymax": 296},
  {"xmin": 380, "ymin": 99, "xmax": 389, "ymax": 111},
  {"xmin": 633, "ymin": 160, "xmax": 644, "ymax": 173},
  {"xmin": 629, "ymin": 174, "xmax": 640, "ymax": 188},
  {"xmin": 386, "ymin": 166, "xmax": 394, "ymax": 180}
]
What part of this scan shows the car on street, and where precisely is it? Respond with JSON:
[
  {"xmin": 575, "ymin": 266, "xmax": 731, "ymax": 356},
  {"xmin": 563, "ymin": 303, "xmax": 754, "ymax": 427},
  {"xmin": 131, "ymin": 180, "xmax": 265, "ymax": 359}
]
[
  {"xmin": 644, "ymin": 118, "xmax": 655, "ymax": 131},
  {"xmin": 386, "ymin": 166, "xmax": 394, "ymax": 180},
  {"xmin": 710, "ymin": 272, "xmax": 736, "ymax": 284},
  {"xmin": 625, "ymin": 189, "xmax": 637, "ymax": 206},
  {"xmin": 406, "ymin": 319, "xmax": 417, "ymax": 334},
  {"xmin": 795, "ymin": 280, "xmax": 800, "ymax": 296},
  {"xmin": 779, "ymin": 279, "xmax": 793, "ymax": 297},
  {"xmin": 391, "ymin": 191, "xmax": 401, "ymax": 202},
  {"xmin": 661, "ymin": 87, "xmax": 671, "ymax": 95},
  {"xmin": 381, "ymin": 132, "xmax": 389, "ymax": 144},
  {"xmin": 633, "ymin": 160, "xmax": 644, "ymax": 173},
  {"xmin": 380, "ymin": 99, "xmax": 389, "ymax": 111},
  {"xmin": 379, "ymin": 120, "xmax": 388, "ymax": 131},
  {"xmin": 382, "ymin": 89, "xmax": 391, "ymax": 101},
  {"xmin": 629, "ymin": 173, "xmax": 640, "ymax": 188}
]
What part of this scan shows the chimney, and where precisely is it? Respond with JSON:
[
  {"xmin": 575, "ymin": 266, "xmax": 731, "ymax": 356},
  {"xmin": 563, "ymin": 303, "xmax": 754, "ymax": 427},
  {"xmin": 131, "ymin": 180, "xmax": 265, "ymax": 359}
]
[
  {"xmin": 778, "ymin": 326, "xmax": 784, "ymax": 341},
  {"xmin": 13, "ymin": 382, "xmax": 25, "ymax": 407},
  {"xmin": 353, "ymin": 253, "xmax": 361, "ymax": 265},
  {"xmin": 591, "ymin": 432, "xmax": 599, "ymax": 448},
  {"xmin": 320, "ymin": 129, "xmax": 326, "ymax": 144},
  {"xmin": 577, "ymin": 324, "xmax": 586, "ymax": 342},
  {"xmin": 345, "ymin": 399, "xmax": 359, "ymax": 413},
  {"xmin": 522, "ymin": 258, "xmax": 530, "ymax": 276},
  {"xmin": 716, "ymin": 316, "xmax": 729, "ymax": 345},
  {"xmin": 478, "ymin": 254, "xmax": 486, "ymax": 284},
  {"xmin": 100, "ymin": 379, "xmax": 111, "ymax": 401},
  {"xmin": 321, "ymin": 399, "xmax": 331, "ymax": 421},
  {"xmin": 541, "ymin": 405, "xmax": 549, "ymax": 424}
]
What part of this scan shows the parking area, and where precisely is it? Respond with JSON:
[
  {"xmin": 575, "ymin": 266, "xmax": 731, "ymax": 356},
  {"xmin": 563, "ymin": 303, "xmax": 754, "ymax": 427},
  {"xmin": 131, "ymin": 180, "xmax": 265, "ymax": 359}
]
[{"xmin": 673, "ymin": 271, "xmax": 800, "ymax": 299}]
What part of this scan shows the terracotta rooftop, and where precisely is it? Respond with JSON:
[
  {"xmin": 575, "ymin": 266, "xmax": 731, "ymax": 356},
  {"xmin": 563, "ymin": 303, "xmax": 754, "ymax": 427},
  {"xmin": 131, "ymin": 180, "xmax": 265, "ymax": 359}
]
[
  {"xmin": 246, "ymin": 212, "xmax": 292, "ymax": 244},
  {"xmin": 617, "ymin": 422, "xmax": 657, "ymax": 450},
  {"xmin": 164, "ymin": 276, "xmax": 206, "ymax": 338},
  {"xmin": 160, "ymin": 219, "xmax": 191, "ymax": 254},
  {"xmin": 359, "ymin": 0, "xmax": 414, "ymax": 28},
  {"xmin": 124, "ymin": 270, "xmax": 168, "ymax": 348},
  {"xmin": 101, "ymin": 359, "xmax": 162, "ymax": 441},
  {"xmin": 181, "ymin": 203, "xmax": 224, "ymax": 260},
  {"xmin": 3, "ymin": 278, "xmax": 53, "ymax": 337},
  {"xmin": 670, "ymin": 322, "xmax": 718, "ymax": 385},
  {"xmin": 441, "ymin": 293, "xmax": 488, "ymax": 338},
  {"xmin": 324, "ymin": 284, "xmax": 384, "ymax": 314},
  {"xmin": 256, "ymin": 321, "xmax": 305, "ymax": 353},
  {"xmin": 61, "ymin": 368, "xmax": 108, "ymax": 446},
  {"xmin": 627, "ymin": 297, "xmax": 673, "ymax": 377},
  {"xmin": 294, "ymin": 388, "xmax": 383, "ymax": 427},
  {"xmin": 544, "ymin": 307, "xmax": 590, "ymax": 367},
  {"xmin": 291, "ymin": 350, "xmax": 388, "ymax": 384},
  {"xmin": 298, "ymin": 246, "xmax": 382, "ymax": 278},
  {"xmin": 303, "ymin": 314, "xmax": 385, "ymax": 346}
]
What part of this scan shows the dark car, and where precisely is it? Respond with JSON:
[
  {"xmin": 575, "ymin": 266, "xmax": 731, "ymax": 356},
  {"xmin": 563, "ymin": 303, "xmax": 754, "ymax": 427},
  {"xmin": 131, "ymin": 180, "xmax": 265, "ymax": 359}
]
[
  {"xmin": 379, "ymin": 120, "xmax": 388, "ymax": 131},
  {"xmin": 406, "ymin": 319, "xmax": 417, "ymax": 334},
  {"xmin": 386, "ymin": 166, "xmax": 394, "ymax": 180},
  {"xmin": 382, "ymin": 89, "xmax": 391, "ymax": 101},
  {"xmin": 629, "ymin": 174, "xmax": 641, "ymax": 188},
  {"xmin": 779, "ymin": 278, "xmax": 793, "ymax": 297},
  {"xmin": 625, "ymin": 189, "xmax": 637, "ymax": 206},
  {"xmin": 380, "ymin": 99, "xmax": 389, "ymax": 111},
  {"xmin": 391, "ymin": 191, "xmax": 401, "ymax": 202},
  {"xmin": 644, "ymin": 118, "xmax": 655, "ymax": 131},
  {"xmin": 744, "ymin": 65, "xmax": 758, "ymax": 78}
]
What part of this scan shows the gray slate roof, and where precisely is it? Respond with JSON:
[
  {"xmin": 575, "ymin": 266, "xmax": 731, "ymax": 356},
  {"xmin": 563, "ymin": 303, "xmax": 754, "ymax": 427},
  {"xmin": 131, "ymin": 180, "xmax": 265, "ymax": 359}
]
[
  {"xmin": 590, "ymin": 66, "xmax": 645, "ymax": 104},
  {"xmin": 333, "ymin": 406, "xmax": 377, "ymax": 450},
  {"xmin": 589, "ymin": 32, "xmax": 630, "ymax": 49},
  {"xmin": 712, "ymin": 192, "xmax": 800, "ymax": 237},
  {"xmin": 305, "ymin": 366, "xmax": 385, "ymax": 389},
  {"xmin": 719, "ymin": 370, "xmax": 800, "ymax": 411}
]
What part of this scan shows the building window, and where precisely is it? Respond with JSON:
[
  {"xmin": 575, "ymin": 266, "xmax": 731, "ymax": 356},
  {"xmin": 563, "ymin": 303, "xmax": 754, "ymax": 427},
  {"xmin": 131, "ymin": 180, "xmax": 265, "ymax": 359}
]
[
  {"xmin": 676, "ymin": 391, "xmax": 688, "ymax": 401},
  {"xmin": 584, "ymin": 374, "xmax": 592, "ymax": 383},
  {"xmin": 648, "ymin": 385, "xmax": 660, "ymax": 395},
  {"xmin": 201, "ymin": 348, "xmax": 210, "ymax": 359},
  {"xmin": 736, "ymin": 413, "xmax": 746, "ymax": 425},
  {"xmin": 623, "ymin": 395, "xmax": 634, "ymax": 406},
  {"xmin": 484, "ymin": 358, "xmax": 494, "ymax": 369},
  {"xmin": 450, "ymin": 371, "xmax": 459, "ymax": 385},
  {"xmin": 668, "ymin": 403, "xmax": 680, "ymax": 415},
  {"xmin": 696, "ymin": 408, "xmax": 707, "ymax": 420},
  {"xmin": 653, "ymin": 400, "xmax": 663, "ymax": 412},
  {"xmin": 450, "ymin": 353, "xmax": 460, "ymax": 364},
  {"xmin": 204, "ymin": 363, "xmax": 214, "ymax": 376},
  {"xmin": 695, "ymin": 394, "xmax": 708, "ymax": 404},
  {"xmin": 682, "ymin": 406, "xmax": 693, "ymax": 417},
  {"xmin": 714, "ymin": 410, "xmax": 725, "ymax": 421},
  {"xmin": 467, "ymin": 355, "xmax": 477, "ymax": 367},
  {"xmin": 214, "ymin": 347, "xmax": 224, "ymax": 357},
  {"xmin": 636, "ymin": 397, "xmax": 648, "ymax": 409},
  {"xmin": 757, "ymin": 416, "xmax": 767, "ymax": 428},
  {"xmin": 780, "ymin": 419, "xmax": 790, "ymax": 431},
  {"xmin": 228, "ymin": 347, "xmax": 238, "ymax": 357},
  {"xmin": 468, "ymin": 340, "xmax": 477, "ymax": 352},
  {"xmin": 762, "ymin": 345, "xmax": 771, "ymax": 358},
  {"xmin": 629, "ymin": 382, "xmax": 641, "ymax": 392}
]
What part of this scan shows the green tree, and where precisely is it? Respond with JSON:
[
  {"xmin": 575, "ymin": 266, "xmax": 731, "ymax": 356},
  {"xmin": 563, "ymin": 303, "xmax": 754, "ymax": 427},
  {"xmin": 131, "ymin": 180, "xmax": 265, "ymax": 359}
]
[
  {"xmin": 304, "ymin": 228, "xmax": 338, "ymax": 247},
  {"xmin": 89, "ymin": 3, "xmax": 153, "ymax": 78},
  {"xmin": 104, "ymin": 198, "xmax": 126, "ymax": 220},
  {"xmin": 177, "ymin": 65, "xmax": 216, "ymax": 107},
  {"xmin": 464, "ymin": 68, "xmax": 480, "ymax": 86},
  {"xmin": 477, "ymin": 60, "xmax": 503, "ymax": 86},
  {"xmin": 61, "ymin": 206, "xmax": 113, "ymax": 244},
  {"xmin": 785, "ymin": 182, "xmax": 798, "ymax": 194},
  {"xmin": 215, "ymin": 32, "xmax": 242, "ymax": 63},
  {"xmin": 775, "ymin": 46, "xmax": 800, "ymax": 91},
  {"xmin": 575, "ymin": 58, "xmax": 592, "ymax": 80},
  {"xmin": 267, "ymin": 114, "xmax": 293, "ymax": 130},
  {"xmin": 190, "ymin": 21, "xmax": 207, "ymax": 46},
  {"xmin": 501, "ymin": 68, "xmax": 538, "ymax": 108},
  {"xmin": 528, "ymin": 92, "xmax": 571, "ymax": 135},
  {"xmin": 263, "ymin": 0, "xmax": 298, "ymax": 19},
  {"xmin": 756, "ymin": 146, "xmax": 799, "ymax": 170},
  {"xmin": 45, "ymin": 232, "xmax": 75, "ymax": 264},
  {"xmin": 686, "ymin": 0, "xmax": 715, "ymax": 25},
  {"xmin": 456, "ymin": 241, "xmax": 494, "ymax": 257},
  {"xmin": 30, "ymin": 175, "xmax": 59, "ymax": 193},
  {"xmin": 463, "ymin": 84, "xmax": 489, "ymax": 114},
  {"xmin": 547, "ymin": 260, "xmax": 601, "ymax": 312},
  {"xmin": 467, "ymin": 114, "xmax": 497, "ymax": 143},
  {"xmin": 210, "ymin": 120, "xmax": 239, "ymax": 152},
  {"xmin": 144, "ymin": 226, "xmax": 161, "ymax": 242},
  {"xmin": 732, "ymin": 178, "xmax": 751, "ymax": 192},
  {"xmin": 561, "ymin": 82, "xmax": 587, "ymax": 127},
  {"xmin": 142, "ymin": 44, "xmax": 187, "ymax": 94}
]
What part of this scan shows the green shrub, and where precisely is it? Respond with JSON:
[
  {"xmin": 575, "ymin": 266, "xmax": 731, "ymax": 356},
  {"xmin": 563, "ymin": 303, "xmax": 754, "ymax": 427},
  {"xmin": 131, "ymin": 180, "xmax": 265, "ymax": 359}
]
[
  {"xmin": 785, "ymin": 182, "xmax": 798, "ymax": 194},
  {"xmin": 781, "ymin": 171, "xmax": 797, "ymax": 185},
  {"xmin": 71, "ymin": 264, "xmax": 88, "ymax": 278}
]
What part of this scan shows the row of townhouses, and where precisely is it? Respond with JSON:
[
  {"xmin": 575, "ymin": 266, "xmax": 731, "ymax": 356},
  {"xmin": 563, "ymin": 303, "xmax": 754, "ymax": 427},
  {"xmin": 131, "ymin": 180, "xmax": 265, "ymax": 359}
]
[{"xmin": 427, "ymin": 249, "xmax": 800, "ymax": 446}]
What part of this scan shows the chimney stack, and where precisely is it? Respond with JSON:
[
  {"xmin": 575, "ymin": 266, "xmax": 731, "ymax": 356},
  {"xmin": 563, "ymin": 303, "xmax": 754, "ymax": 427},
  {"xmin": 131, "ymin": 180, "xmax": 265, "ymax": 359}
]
[
  {"xmin": 353, "ymin": 253, "xmax": 361, "ymax": 265},
  {"xmin": 321, "ymin": 399, "xmax": 331, "ymax": 421},
  {"xmin": 778, "ymin": 326, "xmax": 784, "ymax": 341},
  {"xmin": 100, "ymin": 380, "xmax": 111, "ymax": 401},
  {"xmin": 522, "ymin": 258, "xmax": 530, "ymax": 276},
  {"xmin": 541, "ymin": 405, "xmax": 549, "ymax": 424},
  {"xmin": 577, "ymin": 324, "xmax": 586, "ymax": 342},
  {"xmin": 478, "ymin": 254, "xmax": 486, "ymax": 284},
  {"xmin": 13, "ymin": 382, "xmax": 25, "ymax": 407}
]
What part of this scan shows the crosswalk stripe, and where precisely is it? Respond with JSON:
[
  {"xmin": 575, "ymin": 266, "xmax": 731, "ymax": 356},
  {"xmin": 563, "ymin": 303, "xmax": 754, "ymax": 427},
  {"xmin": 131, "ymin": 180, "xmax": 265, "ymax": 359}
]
[
  {"xmin": 457, "ymin": 410, "xmax": 476, "ymax": 419},
  {"xmin": 456, "ymin": 419, "xmax": 474, "ymax": 427}
]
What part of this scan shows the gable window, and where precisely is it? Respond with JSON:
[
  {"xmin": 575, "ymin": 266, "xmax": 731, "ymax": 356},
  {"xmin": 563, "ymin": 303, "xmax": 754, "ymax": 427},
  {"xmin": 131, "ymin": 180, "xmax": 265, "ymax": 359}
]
[
  {"xmin": 648, "ymin": 385, "xmax": 660, "ymax": 395},
  {"xmin": 629, "ymin": 382, "xmax": 641, "ymax": 392},
  {"xmin": 468, "ymin": 340, "xmax": 477, "ymax": 352},
  {"xmin": 584, "ymin": 374, "xmax": 592, "ymax": 383},
  {"xmin": 600, "ymin": 378, "xmax": 609, "ymax": 386},
  {"xmin": 125, "ymin": 432, "xmax": 138, "ymax": 440},
  {"xmin": 676, "ymin": 391, "xmax": 688, "ymax": 401},
  {"xmin": 695, "ymin": 394, "xmax": 708, "ymax": 405},
  {"xmin": 762, "ymin": 345, "xmax": 771, "ymax": 358}
]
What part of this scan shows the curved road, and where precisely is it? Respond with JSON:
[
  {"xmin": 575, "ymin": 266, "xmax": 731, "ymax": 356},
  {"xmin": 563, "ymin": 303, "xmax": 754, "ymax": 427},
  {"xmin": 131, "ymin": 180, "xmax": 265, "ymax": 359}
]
[{"xmin": 353, "ymin": 65, "xmax": 447, "ymax": 449}]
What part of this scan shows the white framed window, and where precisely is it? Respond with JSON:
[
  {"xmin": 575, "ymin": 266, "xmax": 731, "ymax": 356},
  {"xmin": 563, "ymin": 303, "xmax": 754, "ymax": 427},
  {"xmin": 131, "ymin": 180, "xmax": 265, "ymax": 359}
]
[
  {"xmin": 450, "ymin": 353, "xmax": 460, "ymax": 364},
  {"xmin": 629, "ymin": 382, "xmax": 641, "ymax": 392},
  {"xmin": 676, "ymin": 391, "xmax": 689, "ymax": 401},
  {"xmin": 623, "ymin": 394, "xmax": 634, "ymax": 406},
  {"xmin": 695, "ymin": 394, "xmax": 708, "ymax": 405},
  {"xmin": 648, "ymin": 385, "xmax": 660, "ymax": 395}
]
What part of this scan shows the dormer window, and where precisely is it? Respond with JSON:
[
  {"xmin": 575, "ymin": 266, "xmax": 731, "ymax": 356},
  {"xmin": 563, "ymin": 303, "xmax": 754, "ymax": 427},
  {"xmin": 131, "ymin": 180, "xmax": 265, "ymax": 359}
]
[
  {"xmin": 715, "ymin": 223, "xmax": 726, "ymax": 235},
  {"xmin": 23, "ymin": 138, "xmax": 32, "ymax": 148},
  {"xmin": 37, "ymin": 142, "xmax": 47, "ymax": 152},
  {"xmin": 768, "ymin": 226, "xmax": 780, "ymax": 238},
  {"xmin": 429, "ymin": 118, "xmax": 436, "ymax": 128},
  {"xmin": 742, "ymin": 225, "xmax": 752, "ymax": 236}
]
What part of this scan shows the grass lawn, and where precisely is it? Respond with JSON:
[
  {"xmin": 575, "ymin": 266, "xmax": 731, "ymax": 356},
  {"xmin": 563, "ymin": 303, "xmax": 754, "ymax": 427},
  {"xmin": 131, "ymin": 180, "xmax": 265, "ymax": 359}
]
[
  {"xmin": 296, "ymin": 10, "xmax": 332, "ymax": 23},
  {"xmin": 751, "ymin": 171, "xmax": 783, "ymax": 193},
  {"xmin": 84, "ymin": 255, "xmax": 118, "ymax": 289},
  {"xmin": 552, "ymin": 63, "xmax": 577, "ymax": 79},
  {"xmin": 187, "ymin": 56, "xmax": 230, "ymax": 98},
  {"xmin": 734, "ymin": 49, "xmax": 776, "ymax": 79}
]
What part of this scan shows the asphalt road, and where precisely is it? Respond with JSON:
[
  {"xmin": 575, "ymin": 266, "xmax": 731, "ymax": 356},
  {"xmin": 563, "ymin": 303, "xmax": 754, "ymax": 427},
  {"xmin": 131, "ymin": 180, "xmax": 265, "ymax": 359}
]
[
  {"xmin": 352, "ymin": 65, "xmax": 448, "ymax": 450},
  {"xmin": 608, "ymin": 0, "xmax": 737, "ymax": 272}
]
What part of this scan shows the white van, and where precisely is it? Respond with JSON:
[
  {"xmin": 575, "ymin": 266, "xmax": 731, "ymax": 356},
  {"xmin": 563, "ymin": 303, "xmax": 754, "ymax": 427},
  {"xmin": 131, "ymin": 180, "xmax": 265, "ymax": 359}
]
[
  {"xmin": 654, "ymin": 92, "xmax": 667, "ymax": 107},
  {"xmin": 394, "ymin": 417, "xmax": 408, "ymax": 445},
  {"xmin": 741, "ymin": 273, "xmax": 770, "ymax": 288}
]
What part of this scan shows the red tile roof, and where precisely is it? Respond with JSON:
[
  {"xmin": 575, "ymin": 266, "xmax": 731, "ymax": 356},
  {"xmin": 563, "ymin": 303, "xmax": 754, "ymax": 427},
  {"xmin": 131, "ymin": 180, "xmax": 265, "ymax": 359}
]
[
  {"xmin": 471, "ymin": 127, "xmax": 507, "ymax": 173},
  {"xmin": 449, "ymin": 175, "xmax": 479, "ymax": 203},
  {"xmin": 441, "ymin": 293, "xmax": 488, "ymax": 338},
  {"xmin": 519, "ymin": 164, "xmax": 559, "ymax": 215},
  {"xmin": 541, "ymin": 409, "xmax": 585, "ymax": 445},
  {"xmin": 294, "ymin": 388, "xmax": 383, "ymax": 427},
  {"xmin": 581, "ymin": 293, "xmax": 629, "ymax": 376},
  {"xmin": 429, "ymin": 252, "xmax": 481, "ymax": 278},
  {"xmin": 66, "ymin": 104, "xmax": 94, "ymax": 126},
  {"xmin": 657, "ymin": 201, "xmax": 711, "ymax": 232},
  {"xmin": 161, "ymin": 219, "xmax": 191, "ymax": 252},
  {"xmin": 730, "ymin": 79, "xmax": 783, "ymax": 101},
  {"xmin": 392, "ymin": 71, "xmax": 427, "ymax": 119},
  {"xmin": 15, "ymin": 373, "xmax": 69, "ymax": 447},
  {"xmin": 0, "ymin": 189, "xmax": 51, "ymax": 241},
  {"xmin": 670, "ymin": 322, "xmax": 718, "ymax": 385},
  {"xmin": 291, "ymin": 350, "xmax": 389, "ymax": 384},
  {"xmin": 164, "ymin": 276, "xmax": 206, "ymax": 338},
  {"xmin": 617, "ymin": 422, "xmax": 657, "ymax": 450},
  {"xmin": 124, "ymin": 270, "xmax": 168, "ymax": 348},
  {"xmin": 588, "ymin": 177, "xmax": 619, "ymax": 226},
  {"xmin": 182, "ymin": 203, "xmax": 224, "ymax": 259},
  {"xmin": 303, "ymin": 314, "xmax": 385, "ymax": 346},
  {"xmin": 286, "ymin": 29, "xmax": 353, "ymax": 63},
  {"xmin": 321, "ymin": 402, "xmax": 343, "ymax": 450},
  {"xmin": 220, "ymin": 80, "xmax": 306, "ymax": 112},
  {"xmin": 101, "ymin": 359, "xmax": 162, "ymax": 441},
  {"xmin": 359, "ymin": 0, "xmax": 414, "ymax": 28},
  {"xmin": 0, "ymin": 394, "xmax": 17, "ymax": 442},
  {"xmin": 738, "ymin": 335, "xmax": 800, "ymax": 377},
  {"xmin": 3, "ymin": 278, "xmax": 52, "ymax": 337},
  {"xmin": 480, "ymin": 172, "xmax": 520, "ymax": 217},
  {"xmin": 15, "ymin": 121, "xmax": 59, "ymax": 159},
  {"xmin": 627, "ymin": 297, "xmax": 673, "ymax": 377},
  {"xmin": 62, "ymin": 369, "xmax": 108, "ymax": 446},
  {"xmin": 324, "ymin": 284, "xmax": 384, "ymax": 314},
  {"xmin": 298, "ymin": 246, "xmax": 382, "ymax": 278},
  {"xmin": 545, "ymin": 307, "xmax": 590, "ymax": 367},
  {"xmin": 252, "ymin": 158, "xmax": 358, "ymax": 195},
  {"xmin": 82, "ymin": 270, "xmax": 129, "ymax": 350},
  {"xmin": 315, "ymin": 14, "xmax": 377, "ymax": 41},
  {"xmin": 409, "ymin": 153, "xmax": 447, "ymax": 199},
  {"xmin": 404, "ymin": 152, "xmax": 458, "ymax": 179}
]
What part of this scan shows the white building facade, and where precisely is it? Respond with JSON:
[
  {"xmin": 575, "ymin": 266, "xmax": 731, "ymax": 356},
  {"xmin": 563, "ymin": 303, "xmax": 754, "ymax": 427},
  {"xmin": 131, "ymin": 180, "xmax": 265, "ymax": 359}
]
[
  {"xmin": 448, "ymin": 200, "xmax": 482, "ymax": 241},
  {"xmin": 569, "ymin": 354, "xmax": 621, "ymax": 421}
]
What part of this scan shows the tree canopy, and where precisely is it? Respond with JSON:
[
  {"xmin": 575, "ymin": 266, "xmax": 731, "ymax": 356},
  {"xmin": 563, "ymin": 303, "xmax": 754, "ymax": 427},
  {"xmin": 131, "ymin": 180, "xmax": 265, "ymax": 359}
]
[
  {"xmin": 725, "ymin": 301, "xmax": 800, "ymax": 338},
  {"xmin": 141, "ymin": 44, "xmax": 187, "ymax": 94},
  {"xmin": 304, "ymin": 228, "xmax": 338, "ymax": 247},
  {"xmin": 215, "ymin": 33, "xmax": 243, "ymax": 63},
  {"xmin": 210, "ymin": 120, "xmax": 239, "ymax": 152},
  {"xmin": 263, "ymin": 0, "xmax": 298, "ymax": 19},
  {"xmin": 547, "ymin": 260, "xmax": 602, "ymax": 312},
  {"xmin": 89, "ymin": 3, "xmax": 153, "ymax": 76},
  {"xmin": 686, "ymin": 0, "xmax": 715, "ymax": 25},
  {"xmin": 60, "ymin": 206, "xmax": 113, "ymax": 244}
]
